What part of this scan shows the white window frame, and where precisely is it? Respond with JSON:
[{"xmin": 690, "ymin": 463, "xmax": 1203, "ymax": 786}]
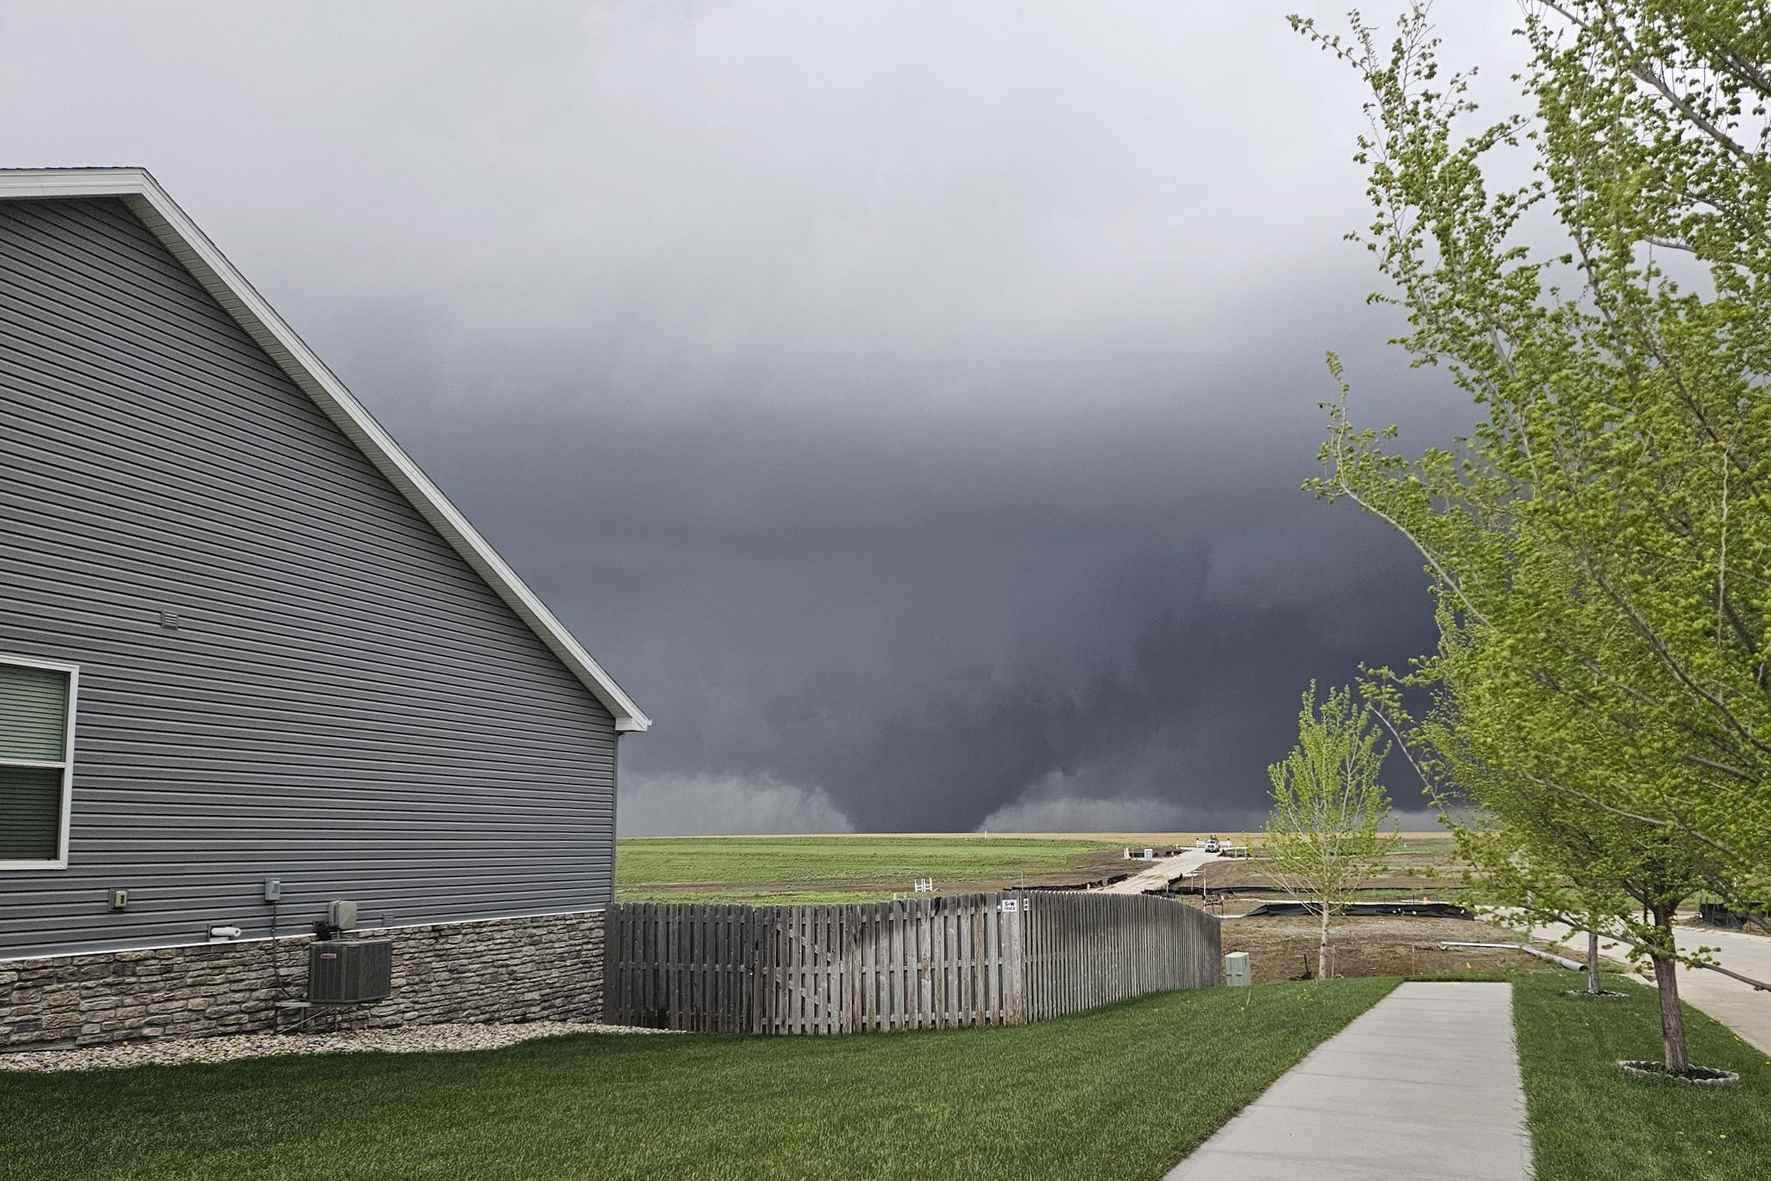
[{"xmin": 0, "ymin": 654, "xmax": 78, "ymax": 871}]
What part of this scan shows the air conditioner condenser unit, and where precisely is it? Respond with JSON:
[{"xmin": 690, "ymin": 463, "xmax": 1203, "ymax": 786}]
[{"xmin": 307, "ymin": 939, "xmax": 393, "ymax": 1004}]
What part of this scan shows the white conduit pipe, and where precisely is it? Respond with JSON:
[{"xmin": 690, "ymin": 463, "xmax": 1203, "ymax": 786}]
[{"xmin": 1438, "ymin": 941, "xmax": 1585, "ymax": 971}]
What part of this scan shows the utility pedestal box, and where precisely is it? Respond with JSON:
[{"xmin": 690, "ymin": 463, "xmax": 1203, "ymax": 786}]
[{"xmin": 1224, "ymin": 951, "xmax": 1252, "ymax": 987}]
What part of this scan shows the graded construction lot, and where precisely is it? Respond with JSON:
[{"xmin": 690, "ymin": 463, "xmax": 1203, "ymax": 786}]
[
  {"xmin": 1196, "ymin": 836, "xmax": 1519, "ymax": 982},
  {"xmin": 1189, "ymin": 836, "xmax": 1465, "ymax": 899},
  {"xmin": 1222, "ymin": 915, "xmax": 1536, "ymax": 983}
]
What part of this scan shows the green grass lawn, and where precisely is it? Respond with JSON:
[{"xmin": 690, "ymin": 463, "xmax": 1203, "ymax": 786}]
[
  {"xmin": 1514, "ymin": 969, "xmax": 1771, "ymax": 1180},
  {"xmin": 616, "ymin": 835, "xmax": 1120, "ymax": 903},
  {"xmin": 0, "ymin": 978, "xmax": 1394, "ymax": 1181}
]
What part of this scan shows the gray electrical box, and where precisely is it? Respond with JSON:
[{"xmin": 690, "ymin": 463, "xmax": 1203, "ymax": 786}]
[
  {"xmin": 328, "ymin": 899, "xmax": 359, "ymax": 930},
  {"xmin": 1224, "ymin": 951, "xmax": 1252, "ymax": 987},
  {"xmin": 307, "ymin": 940, "xmax": 393, "ymax": 1004},
  {"xmin": 263, "ymin": 878, "xmax": 282, "ymax": 902}
]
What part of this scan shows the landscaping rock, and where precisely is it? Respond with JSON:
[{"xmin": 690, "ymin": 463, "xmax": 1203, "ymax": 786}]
[
  {"xmin": 1615, "ymin": 1059, "xmax": 1741, "ymax": 1086},
  {"xmin": 0, "ymin": 1020, "xmax": 677, "ymax": 1074}
]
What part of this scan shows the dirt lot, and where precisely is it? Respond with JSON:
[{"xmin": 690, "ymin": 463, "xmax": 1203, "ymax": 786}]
[{"xmin": 1221, "ymin": 915, "xmax": 1536, "ymax": 983}]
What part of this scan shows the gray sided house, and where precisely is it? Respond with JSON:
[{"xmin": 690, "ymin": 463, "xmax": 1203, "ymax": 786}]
[{"xmin": 0, "ymin": 168, "xmax": 648, "ymax": 1048}]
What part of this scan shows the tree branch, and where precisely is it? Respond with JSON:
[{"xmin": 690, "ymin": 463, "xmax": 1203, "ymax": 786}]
[
  {"xmin": 1541, "ymin": 0, "xmax": 1761, "ymax": 167},
  {"xmin": 1326, "ymin": 419, "xmax": 1494, "ymax": 629}
]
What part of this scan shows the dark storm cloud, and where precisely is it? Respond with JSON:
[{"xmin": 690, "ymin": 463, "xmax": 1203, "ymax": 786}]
[{"xmin": 0, "ymin": 1, "xmax": 1519, "ymax": 832}]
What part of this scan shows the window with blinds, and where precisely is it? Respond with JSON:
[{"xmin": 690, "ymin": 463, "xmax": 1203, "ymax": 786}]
[{"xmin": 0, "ymin": 657, "xmax": 76, "ymax": 867}]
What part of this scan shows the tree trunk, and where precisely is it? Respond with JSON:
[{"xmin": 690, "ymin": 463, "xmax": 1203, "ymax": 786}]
[
  {"xmin": 1317, "ymin": 902, "xmax": 1330, "ymax": 981},
  {"xmin": 1587, "ymin": 930, "xmax": 1601, "ymax": 995},
  {"xmin": 1649, "ymin": 906, "xmax": 1691, "ymax": 1074}
]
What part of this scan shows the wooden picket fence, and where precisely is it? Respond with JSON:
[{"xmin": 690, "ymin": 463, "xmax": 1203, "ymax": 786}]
[{"xmin": 604, "ymin": 891, "xmax": 1219, "ymax": 1035}]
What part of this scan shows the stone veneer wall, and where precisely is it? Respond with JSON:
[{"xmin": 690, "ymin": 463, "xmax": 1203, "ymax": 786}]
[{"xmin": 0, "ymin": 910, "xmax": 605, "ymax": 1050}]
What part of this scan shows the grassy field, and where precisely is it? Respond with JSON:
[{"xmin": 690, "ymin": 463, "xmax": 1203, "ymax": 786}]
[
  {"xmin": 616, "ymin": 832, "xmax": 1465, "ymax": 905},
  {"xmin": 0, "ymin": 979, "xmax": 1395, "ymax": 1181},
  {"xmin": 616, "ymin": 835, "xmax": 1128, "ymax": 903},
  {"xmin": 1515, "ymin": 970, "xmax": 1771, "ymax": 1180}
]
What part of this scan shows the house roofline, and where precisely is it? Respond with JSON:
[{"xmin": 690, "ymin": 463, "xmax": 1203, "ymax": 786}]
[{"xmin": 0, "ymin": 167, "xmax": 650, "ymax": 732}]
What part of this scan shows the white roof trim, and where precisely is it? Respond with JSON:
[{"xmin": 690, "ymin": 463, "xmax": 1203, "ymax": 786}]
[{"xmin": 0, "ymin": 167, "xmax": 650, "ymax": 732}]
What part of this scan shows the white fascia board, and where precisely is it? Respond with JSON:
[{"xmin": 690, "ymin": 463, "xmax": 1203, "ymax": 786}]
[{"xmin": 0, "ymin": 168, "xmax": 650, "ymax": 732}]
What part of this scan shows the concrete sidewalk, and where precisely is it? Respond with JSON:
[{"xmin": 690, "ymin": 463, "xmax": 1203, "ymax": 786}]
[{"xmin": 1165, "ymin": 982, "xmax": 1529, "ymax": 1181}]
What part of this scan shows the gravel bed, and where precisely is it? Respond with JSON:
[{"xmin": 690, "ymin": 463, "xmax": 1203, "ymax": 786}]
[{"xmin": 0, "ymin": 1021, "xmax": 678, "ymax": 1074}]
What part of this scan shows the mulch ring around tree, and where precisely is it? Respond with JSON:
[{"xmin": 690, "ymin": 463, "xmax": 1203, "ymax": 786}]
[{"xmin": 1616, "ymin": 1059, "xmax": 1742, "ymax": 1086}]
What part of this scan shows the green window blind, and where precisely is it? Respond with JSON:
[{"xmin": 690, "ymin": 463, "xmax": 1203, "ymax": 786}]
[
  {"xmin": 0, "ymin": 766, "xmax": 63, "ymax": 860},
  {"xmin": 0, "ymin": 663, "xmax": 70, "ymax": 762}
]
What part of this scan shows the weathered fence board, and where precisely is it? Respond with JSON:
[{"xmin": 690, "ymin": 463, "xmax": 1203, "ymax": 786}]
[
  {"xmin": 605, "ymin": 890, "xmax": 1220, "ymax": 1035},
  {"xmin": 1018, "ymin": 892, "xmax": 1221, "ymax": 1020}
]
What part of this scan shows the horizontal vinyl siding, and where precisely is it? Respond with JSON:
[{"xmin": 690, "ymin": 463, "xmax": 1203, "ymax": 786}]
[{"xmin": 0, "ymin": 197, "xmax": 618, "ymax": 958}]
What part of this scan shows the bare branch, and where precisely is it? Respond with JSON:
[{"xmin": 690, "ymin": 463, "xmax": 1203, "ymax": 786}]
[{"xmin": 1643, "ymin": 234, "xmax": 1695, "ymax": 253}]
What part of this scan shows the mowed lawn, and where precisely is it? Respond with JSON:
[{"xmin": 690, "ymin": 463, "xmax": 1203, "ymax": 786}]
[
  {"xmin": 0, "ymin": 979, "xmax": 1393, "ymax": 1181},
  {"xmin": 616, "ymin": 836, "xmax": 1121, "ymax": 903},
  {"xmin": 1514, "ymin": 969, "xmax": 1771, "ymax": 1181}
]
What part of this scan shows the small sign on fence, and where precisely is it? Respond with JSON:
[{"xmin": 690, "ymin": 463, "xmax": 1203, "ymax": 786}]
[{"xmin": 998, "ymin": 897, "xmax": 1019, "ymax": 913}]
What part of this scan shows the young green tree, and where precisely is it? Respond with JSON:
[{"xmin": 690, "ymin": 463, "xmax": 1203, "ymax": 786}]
[
  {"xmin": 1291, "ymin": 2, "xmax": 1771, "ymax": 1072},
  {"xmin": 1265, "ymin": 683, "xmax": 1401, "ymax": 981}
]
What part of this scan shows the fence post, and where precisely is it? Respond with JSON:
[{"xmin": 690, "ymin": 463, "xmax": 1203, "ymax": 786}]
[
  {"xmin": 747, "ymin": 909, "xmax": 763, "ymax": 1035},
  {"xmin": 1002, "ymin": 892, "xmax": 1026, "ymax": 1024}
]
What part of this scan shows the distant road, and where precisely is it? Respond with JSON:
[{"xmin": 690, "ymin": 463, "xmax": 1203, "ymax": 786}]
[{"xmin": 1098, "ymin": 848, "xmax": 1220, "ymax": 894}]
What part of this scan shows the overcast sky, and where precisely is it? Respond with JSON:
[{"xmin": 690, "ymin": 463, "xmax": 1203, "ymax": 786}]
[{"xmin": 1, "ymin": 2, "xmax": 1524, "ymax": 833}]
